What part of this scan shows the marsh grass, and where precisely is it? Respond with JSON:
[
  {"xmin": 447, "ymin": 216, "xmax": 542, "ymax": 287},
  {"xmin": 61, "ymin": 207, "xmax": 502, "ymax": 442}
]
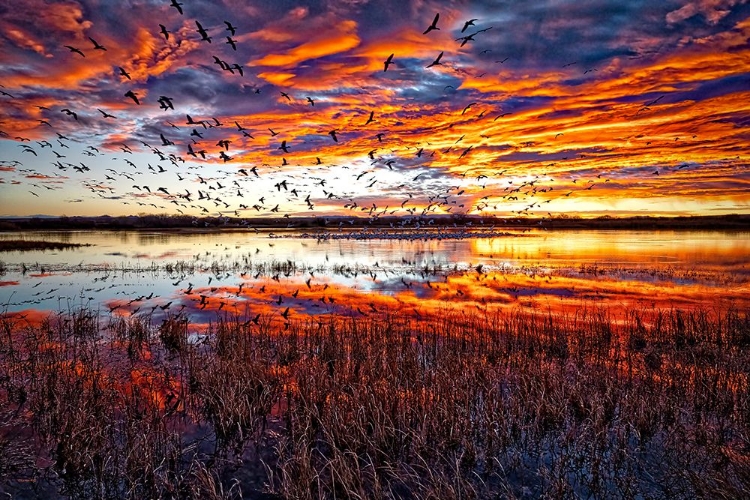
[
  {"xmin": 0, "ymin": 305, "xmax": 749, "ymax": 499},
  {"xmin": 0, "ymin": 240, "xmax": 90, "ymax": 252}
]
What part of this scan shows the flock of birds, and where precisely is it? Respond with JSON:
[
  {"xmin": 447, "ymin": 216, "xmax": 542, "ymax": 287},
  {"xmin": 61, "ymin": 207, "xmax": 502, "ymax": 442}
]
[
  {"xmin": 0, "ymin": 2, "xmax": 711, "ymax": 227},
  {"xmin": 3, "ymin": 238, "xmax": 537, "ymax": 323}
]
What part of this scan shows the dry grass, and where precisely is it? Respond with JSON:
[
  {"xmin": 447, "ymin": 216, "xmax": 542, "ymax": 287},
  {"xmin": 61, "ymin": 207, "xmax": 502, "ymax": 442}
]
[{"xmin": 0, "ymin": 305, "xmax": 749, "ymax": 499}]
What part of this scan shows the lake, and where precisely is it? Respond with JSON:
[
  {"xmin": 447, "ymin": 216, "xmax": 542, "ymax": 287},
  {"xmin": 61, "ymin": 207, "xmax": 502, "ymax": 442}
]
[{"xmin": 1, "ymin": 228, "xmax": 749, "ymax": 325}]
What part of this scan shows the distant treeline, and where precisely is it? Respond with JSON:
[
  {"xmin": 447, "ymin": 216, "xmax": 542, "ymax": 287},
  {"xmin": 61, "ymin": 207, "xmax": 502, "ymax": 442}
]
[{"xmin": 0, "ymin": 213, "xmax": 749, "ymax": 231}]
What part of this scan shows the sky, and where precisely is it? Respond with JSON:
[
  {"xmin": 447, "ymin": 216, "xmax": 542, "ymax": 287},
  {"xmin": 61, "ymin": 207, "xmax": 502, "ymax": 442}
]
[{"xmin": 0, "ymin": 0, "xmax": 749, "ymax": 219}]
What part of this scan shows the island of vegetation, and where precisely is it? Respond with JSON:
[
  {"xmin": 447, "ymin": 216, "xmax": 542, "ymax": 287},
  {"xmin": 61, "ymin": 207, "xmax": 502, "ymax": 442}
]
[
  {"xmin": 0, "ymin": 213, "xmax": 749, "ymax": 231},
  {"xmin": 0, "ymin": 240, "xmax": 90, "ymax": 252}
]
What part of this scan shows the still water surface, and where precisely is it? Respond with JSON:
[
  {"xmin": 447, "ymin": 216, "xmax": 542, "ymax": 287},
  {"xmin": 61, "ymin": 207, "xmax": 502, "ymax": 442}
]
[{"xmin": 1, "ymin": 229, "xmax": 748, "ymax": 323}]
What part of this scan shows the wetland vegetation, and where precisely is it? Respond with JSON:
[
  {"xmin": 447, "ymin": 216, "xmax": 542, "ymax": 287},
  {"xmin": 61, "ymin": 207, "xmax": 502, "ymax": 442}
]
[
  {"xmin": 1, "ymin": 304, "xmax": 749, "ymax": 499},
  {"xmin": 0, "ymin": 240, "xmax": 89, "ymax": 252}
]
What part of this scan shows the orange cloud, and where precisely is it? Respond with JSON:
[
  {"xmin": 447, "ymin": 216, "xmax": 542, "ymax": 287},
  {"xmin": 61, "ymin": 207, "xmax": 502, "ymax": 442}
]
[
  {"xmin": 252, "ymin": 20, "xmax": 361, "ymax": 68},
  {"xmin": 4, "ymin": 28, "xmax": 49, "ymax": 56}
]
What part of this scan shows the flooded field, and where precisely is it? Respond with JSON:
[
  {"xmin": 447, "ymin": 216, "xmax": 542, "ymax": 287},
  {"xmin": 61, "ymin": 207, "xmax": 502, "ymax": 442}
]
[{"xmin": 1, "ymin": 228, "xmax": 749, "ymax": 324}]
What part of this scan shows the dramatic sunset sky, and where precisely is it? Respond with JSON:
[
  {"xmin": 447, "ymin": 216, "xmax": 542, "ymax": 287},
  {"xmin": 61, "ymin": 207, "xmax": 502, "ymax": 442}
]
[{"xmin": 0, "ymin": 0, "xmax": 748, "ymax": 218}]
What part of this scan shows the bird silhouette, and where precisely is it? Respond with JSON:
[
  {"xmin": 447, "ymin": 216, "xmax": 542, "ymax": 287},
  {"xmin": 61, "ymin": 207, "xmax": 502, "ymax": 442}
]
[
  {"xmin": 196, "ymin": 21, "xmax": 211, "ymax": 42},
  {"xmin": 426, "ymin": 51, "xmax": 444, "ymax": 68},
  {"xmin": 88, "ymin": 37, "xmax": 106, "ymax": 51},
  {"xmin": 64, "ymin": 45, "xmax": 85, "ymax": 57},
  {"xmin": 60, "ymin": 108, "xmax": 78, "ymax": 120},
  {"xmin": 124, "ymin": 90, "xmax": 140, "ymax": 104},
  {"xmin": 224, "ymin": 21, "xmax": 237, "ymax": 35},
  {"xmin": 329, "ymin": 130, "xmax": 338, "ymax": 142},
  {"xmin": 461, "ymin": 18, "xmax": 478, "ymax": 32},
  {"xmin": 461, "ymin": 102, "xmax": 476, "ymax": 115},
  {"xmin": 158, "ymin": 95, "xmax": 174, "ymax": 110},
  {"xmin": 159, "ymin": 24, "xmax": 170, "ymax": 40},
  {"xmin": 383, "ymin": 53, "xmax": 394, "ymax": 72},
  {"xmin": 423, "ymin": 13, "xmax": 440, "ymax": 34},
  {"xmin": 456, "ymin": 27, "xmax": 492, "ymax": 47},
  {"xmin": 170, "ymin": 0, "xmax": 183, "ymax": 15}
]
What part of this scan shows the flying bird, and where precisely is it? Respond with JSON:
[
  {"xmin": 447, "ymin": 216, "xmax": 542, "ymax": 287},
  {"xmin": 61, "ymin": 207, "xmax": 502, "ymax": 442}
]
[
  {"xmin": 461, "ymin": 18, "xmax": 478, "ymax": 32},
  {"xmin": 124, "ymin": 90, "xmax": 140, "ymax": 104},
  {"xmin": 98, "ymin": 108, "xmax": 116, "ymax": 119},
  {"xmin": 213, "ymin": 55, "xmax": 228, "ymax": 70},
  {"xmin": 196, "ymin": 21, "xmax": 211, "ymax": 42},
  {"xmin": 383, "ymin": 53, "xmax": 394, "ymax": 72},
  {"xmin": 224, "ymin": 21, "xmax": 237, "ymax": 35},
  {"xmin": 426, "ymin": 51, "xmax": 444, "ymax": 68},
  {"xmin": 88, "ymin": 37, "xmax": 106, "ymax": 51},
  {"xmin": 119, "ymin": 67, "xmax": 131, "ymax": 80},
  {"xmin": 461, "ymin": 102, "xmax": 476, "ymax": 115},
  {"xmin": 226, "ymin": 37, "xmax": 237, "ymax": 50},
  {"xmin": 158, "ymin": 24, "xmax": 170, "ymax": 40},
  {"xmin": 169, "ymin": 0, "xmax": 183, "ymax": 15},
  {"xmin": 64, "ymin": 45, "xmax": 84, "ymax": 57},
  {"xmin": 456, "ymin": 27, "xmax": 492, "ymax": 47},
  {"xmin": 158, "ymin": 95, "xmax": 175, "ymax": 110},
  {"xmin": 60, "ymin": 108, "xmax": 78, "ymax": 120},
  {"xmin": 279, "ymin": 140, "xmax": 290, "ymax": 153},
  {"xmin": 328, "ymin": 130, "xmax": 338, "ymax": 142},
  {"xmin": 423, "ymin": 13, "xmax": 440, "ymax": 34},
  {"xmin": 365, "ymin": 111, "xmax": 375, "ymax": 125}
]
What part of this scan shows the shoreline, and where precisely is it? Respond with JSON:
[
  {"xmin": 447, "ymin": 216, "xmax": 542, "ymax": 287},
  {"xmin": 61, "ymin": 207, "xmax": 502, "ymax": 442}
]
[{"xmin": 1, "ymin": 214, "xmax": 749, "ymax": 232}]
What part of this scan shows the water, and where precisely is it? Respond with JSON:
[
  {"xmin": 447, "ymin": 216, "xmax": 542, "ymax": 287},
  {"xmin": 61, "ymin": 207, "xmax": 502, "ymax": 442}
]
[{"xmin": 1, "ymin": 229, "xmax": 748, "ymax": 324}]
